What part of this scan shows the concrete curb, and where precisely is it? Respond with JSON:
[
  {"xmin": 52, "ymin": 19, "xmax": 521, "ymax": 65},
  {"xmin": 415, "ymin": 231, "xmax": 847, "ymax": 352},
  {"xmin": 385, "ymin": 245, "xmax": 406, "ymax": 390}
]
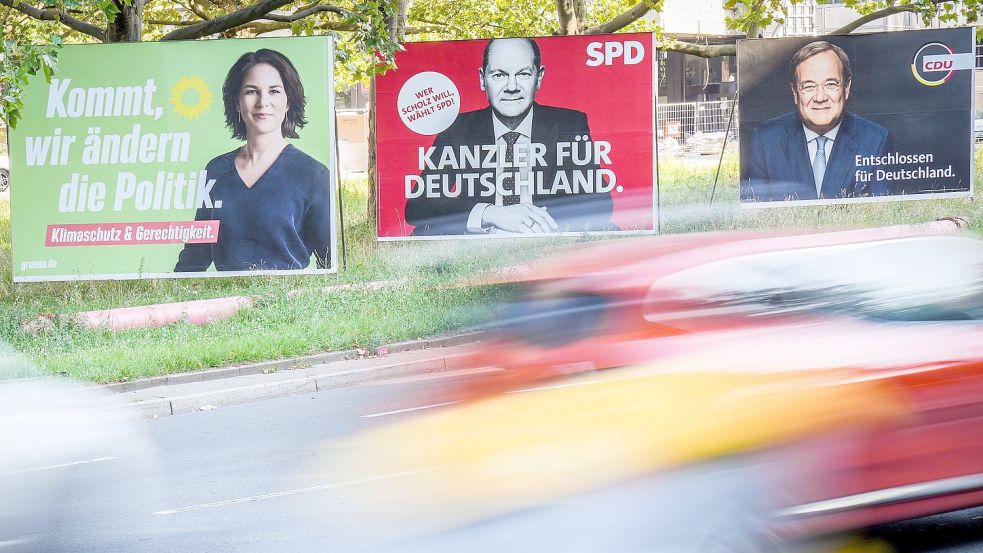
[
  {"xmin": 114, "ymin": 349, "xmax": 474, "ymax": 420},
  {"xmin": 101, "ymin": 333, "xmax": 485, "ymax": 420},
  {"xmin": 101, "ymin": 331, "xmax": 484, "ymax": 394}
]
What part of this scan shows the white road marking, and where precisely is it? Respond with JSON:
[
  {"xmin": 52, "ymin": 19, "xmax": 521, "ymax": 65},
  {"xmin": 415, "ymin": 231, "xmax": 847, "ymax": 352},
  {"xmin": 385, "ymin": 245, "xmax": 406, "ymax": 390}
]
[
  {"xmin": 361, "ymin": 401, "xmax": 459, "ymax": 418},
  {"xmin": 367, "ymin": 366, "xmax": 504, "ymax": 386},
  {"xmin": 0, "ymin": 537, "xmax": 36, "ymax": 549},
  {"xmin": 153, "ymin": 469, "xmax": 428, "ymax": 515},
  {"xmin": 2, "ymin": 456, "xmax": 117, "ymax": 477}
]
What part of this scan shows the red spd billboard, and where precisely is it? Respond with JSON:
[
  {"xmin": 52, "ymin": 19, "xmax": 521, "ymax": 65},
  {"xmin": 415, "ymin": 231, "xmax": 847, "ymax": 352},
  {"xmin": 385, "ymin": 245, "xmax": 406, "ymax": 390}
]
[{"xmin": 376, "ymin": 34, "xmax": 657, "ymax": 239}]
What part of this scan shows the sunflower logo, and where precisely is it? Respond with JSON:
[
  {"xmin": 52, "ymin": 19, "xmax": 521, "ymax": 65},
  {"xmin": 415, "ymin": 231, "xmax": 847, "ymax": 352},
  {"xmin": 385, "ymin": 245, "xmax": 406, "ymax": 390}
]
[{"xmin": 169, "ymin": 76, "xmax": 213, "ymax": 120}]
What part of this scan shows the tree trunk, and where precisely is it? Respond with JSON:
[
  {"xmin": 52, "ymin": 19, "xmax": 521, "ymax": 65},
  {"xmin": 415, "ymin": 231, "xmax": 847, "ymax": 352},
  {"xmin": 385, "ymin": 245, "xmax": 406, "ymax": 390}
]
[
  {"xmin": 105, "ymin": 0, "xmax": 142, "ymax": 42},
  {"xmin": 556, "ymin": 0, "xmax": 577, "ymax": 34},
  {"xmin": 387, "ymin": 0, "xmax": 409, "ymax": 38},
  {"xmin": 366, "ymin": 0, "xmax": 408, "ymax": 229},
  {"xmin": 556, "ymin": 0, "xmax": 589, "ymax": 34},
  {"xmin": 573, "ymin": 0, "xmax": 589, "ymax": 31}
]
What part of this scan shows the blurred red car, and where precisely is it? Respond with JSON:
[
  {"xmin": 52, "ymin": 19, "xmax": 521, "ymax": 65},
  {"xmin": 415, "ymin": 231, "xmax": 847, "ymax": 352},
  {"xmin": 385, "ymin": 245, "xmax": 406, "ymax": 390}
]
[
  {"xmin": 462, "ymin": 222, "xmax": 983, "ymax": 534},
  {"xmin": 309, "ymin": 222, "xmax": 983, "ymax": 551},
  {"xmin": 465, "ymin": 221, "xmax": 982, "ymax": 397}
]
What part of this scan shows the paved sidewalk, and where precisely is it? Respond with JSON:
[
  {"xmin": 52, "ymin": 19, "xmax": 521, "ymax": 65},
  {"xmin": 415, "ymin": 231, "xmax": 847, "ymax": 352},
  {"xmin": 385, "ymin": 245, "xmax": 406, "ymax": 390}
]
[{"xmin": 96, "ymin": 335, "xmax": 482, "ymax": 420}]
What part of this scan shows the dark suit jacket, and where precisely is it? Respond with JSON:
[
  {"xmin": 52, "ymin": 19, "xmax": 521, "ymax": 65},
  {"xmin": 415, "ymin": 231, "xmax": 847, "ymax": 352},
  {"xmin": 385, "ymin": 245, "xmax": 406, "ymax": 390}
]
[
  {"xmin": 405, "ymin": 103, "xmax": 614, "ymax": 235},
  {"xmin": 743, "ymin": 112, "xmax": 893, "ymax": 202}
]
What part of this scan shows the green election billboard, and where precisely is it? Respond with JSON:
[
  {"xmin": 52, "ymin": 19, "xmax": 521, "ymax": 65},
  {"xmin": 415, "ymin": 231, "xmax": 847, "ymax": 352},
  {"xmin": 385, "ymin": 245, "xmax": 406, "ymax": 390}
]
[{"xmin": 9, "ymin": 36, "xmax": 337, "ymax": 281}]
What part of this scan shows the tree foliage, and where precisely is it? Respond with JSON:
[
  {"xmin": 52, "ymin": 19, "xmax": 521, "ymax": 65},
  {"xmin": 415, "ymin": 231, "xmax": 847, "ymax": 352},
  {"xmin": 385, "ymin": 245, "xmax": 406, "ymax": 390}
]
[
  {"xmin": 726, "ymin": 0, "xmax": 975, "ymax": 41},
  {"xmin": 2, "ymin": 0, "xmax": 980, "ymax": 127},
  {"xmin": 405, "ymin": 0, "xmax": 657, "ymax": 40},
  {"xmin": 0, "ymin": 37, "xmax": 61, "ymax": 126},
  {"xmin": 0, "ymin": 0, "xmax": 403, "ymax": 127},
  {"xmin": 403, "ymin": 0, "xmax": 981, "ymax": 58}
]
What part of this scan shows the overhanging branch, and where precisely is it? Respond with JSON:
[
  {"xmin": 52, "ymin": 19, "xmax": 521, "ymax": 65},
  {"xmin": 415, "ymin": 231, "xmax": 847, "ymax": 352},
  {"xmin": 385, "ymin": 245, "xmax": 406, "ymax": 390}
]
[
  {"xmin": 0, "ymin": 0, "xmax": 106, "ymax": 40},
  {"xmin": 237, "ymin": 20, "xmax": 445, "ymax": 39},
  {"xmin": 263, "ymin": 4, "xmax": 347, "ymax": 22},
  {"xmin": 404, "ymin": 23, "xmax": 445, "ymax": 34},
  {"xmin": 660, "ymin": 39, "xmax": 735, "ymax": 58},
  {"xmin": 583, "ymin": 1, "xmax": 654, "ymax": 34},
  {"xmin": 830, "ymin": 4, "xmax": 919, "ymax": 34},
  {"xmin": 146, "ymin": 18, "xmax": 197, "ymax": 25},
  {"xmin": 234, "ymin": 19, "xmax": 354, "ymax": 33},
  {"xmin": 656, "ymin": 2, "xmax": 925, "ymax": 59},
  {"xmin": 406, "ymin": 16, "xmax": 469, "ymax": 35},
  {"xmin": 160, "ymin": 0, "xmax": 294, "ymax": 39},
  {"xmin": 172, "ymin": 0, "xmax": 211, "ymax": 22}
]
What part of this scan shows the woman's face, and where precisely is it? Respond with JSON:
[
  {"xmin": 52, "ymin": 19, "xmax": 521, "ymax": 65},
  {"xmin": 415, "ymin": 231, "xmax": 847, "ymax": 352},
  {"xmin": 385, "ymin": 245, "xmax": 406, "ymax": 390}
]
[{"xmin": 238, "ymin": 62, "xmax": 289, "ymax": 138}]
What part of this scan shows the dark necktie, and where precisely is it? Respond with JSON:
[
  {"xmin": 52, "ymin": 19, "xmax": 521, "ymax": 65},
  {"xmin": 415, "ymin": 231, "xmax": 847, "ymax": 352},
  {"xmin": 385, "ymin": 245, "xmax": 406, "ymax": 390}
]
[{"xmin": 502, "ymin": 131, "xmax": 521, "ymax": 206}]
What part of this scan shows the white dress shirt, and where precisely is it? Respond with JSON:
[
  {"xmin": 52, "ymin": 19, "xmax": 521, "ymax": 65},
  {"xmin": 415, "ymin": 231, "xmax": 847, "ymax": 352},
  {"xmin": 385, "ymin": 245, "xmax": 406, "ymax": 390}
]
[{"xmin": 466, "ymin": 107, "xmax": 536, "ymax": 233}]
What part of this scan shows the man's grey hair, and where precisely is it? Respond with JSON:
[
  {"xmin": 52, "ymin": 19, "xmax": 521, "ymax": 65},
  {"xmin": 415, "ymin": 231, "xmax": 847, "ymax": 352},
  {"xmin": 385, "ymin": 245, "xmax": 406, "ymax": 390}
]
[
  {"xmin": 788, "ymin": 40, "xmax": 852, "ymax": 88},
  {"xmin": 482, "ymin": 37, "xmax": 542, "ymax": 71}
]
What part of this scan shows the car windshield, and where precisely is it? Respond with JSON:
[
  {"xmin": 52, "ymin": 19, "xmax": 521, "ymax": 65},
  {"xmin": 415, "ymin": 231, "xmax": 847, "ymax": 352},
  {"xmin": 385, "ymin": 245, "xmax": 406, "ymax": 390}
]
[{"xmin": 647, "ymin": 235, "xmax": 983, "ymax": 322}]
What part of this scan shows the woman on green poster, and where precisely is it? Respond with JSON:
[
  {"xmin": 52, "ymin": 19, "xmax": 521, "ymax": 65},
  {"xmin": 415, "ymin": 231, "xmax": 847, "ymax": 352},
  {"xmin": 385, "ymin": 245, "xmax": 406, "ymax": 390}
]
[{"xmin": 175, "ymin": 48, "xmax": 331, "ymax": 272}]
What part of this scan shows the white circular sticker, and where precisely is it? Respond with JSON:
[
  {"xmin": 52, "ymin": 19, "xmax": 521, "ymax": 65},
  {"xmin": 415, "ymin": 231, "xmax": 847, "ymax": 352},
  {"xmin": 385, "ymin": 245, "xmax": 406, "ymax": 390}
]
[{"xmin": 397, "ymin": 72, "xmax": 460, "ymax": 135}]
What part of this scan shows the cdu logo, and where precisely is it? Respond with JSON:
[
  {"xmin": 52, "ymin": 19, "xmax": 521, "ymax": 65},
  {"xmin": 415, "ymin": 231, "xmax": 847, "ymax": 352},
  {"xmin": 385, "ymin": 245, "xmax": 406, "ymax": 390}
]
[{"xmin": 911, "ymin": 42, "xmax": 974, "ymax": 86}]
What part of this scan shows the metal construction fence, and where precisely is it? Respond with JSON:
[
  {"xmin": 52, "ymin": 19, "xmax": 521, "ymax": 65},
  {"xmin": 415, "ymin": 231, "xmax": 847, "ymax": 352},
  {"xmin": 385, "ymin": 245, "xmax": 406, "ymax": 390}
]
[{"xmin": 657, "ymin": 99, "xmax": 739, "ymax": 158}]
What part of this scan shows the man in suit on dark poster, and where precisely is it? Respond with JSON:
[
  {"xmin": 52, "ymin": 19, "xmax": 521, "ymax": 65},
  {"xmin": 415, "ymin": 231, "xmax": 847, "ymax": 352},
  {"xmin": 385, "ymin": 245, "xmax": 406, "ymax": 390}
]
[
  {"xmin": 405, "ymin": 37, "xmax": 614, "ymax": 236},
  {"xmin": 744, "ymin": 40, "xmax": 893, "ymax": 202}
]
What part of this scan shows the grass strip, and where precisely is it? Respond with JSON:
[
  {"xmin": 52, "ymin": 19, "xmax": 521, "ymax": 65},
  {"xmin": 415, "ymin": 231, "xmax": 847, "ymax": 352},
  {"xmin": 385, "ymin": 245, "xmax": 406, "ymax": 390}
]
[{"xmin": 1, "ymin": 155, "xmax": 981, "ymax": 383}]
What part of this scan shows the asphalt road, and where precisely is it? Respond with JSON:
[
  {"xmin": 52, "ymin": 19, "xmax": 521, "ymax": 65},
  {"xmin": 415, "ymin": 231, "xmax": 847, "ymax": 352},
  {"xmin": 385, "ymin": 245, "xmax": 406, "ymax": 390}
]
[
  {"xmin": 19, "ymin": 368, "xmax": 983, "ymax": 553},
  {"xmin": 35, "ymin": 368, "xmax": 494, "ymax": 553}
]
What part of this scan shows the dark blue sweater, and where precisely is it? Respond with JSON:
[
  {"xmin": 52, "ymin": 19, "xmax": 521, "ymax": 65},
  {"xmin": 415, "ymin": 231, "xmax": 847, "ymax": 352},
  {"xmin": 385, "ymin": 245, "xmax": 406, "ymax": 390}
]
[{"xmin": 175, "ymin": 144, "xmax": 331, "ymax": 272}]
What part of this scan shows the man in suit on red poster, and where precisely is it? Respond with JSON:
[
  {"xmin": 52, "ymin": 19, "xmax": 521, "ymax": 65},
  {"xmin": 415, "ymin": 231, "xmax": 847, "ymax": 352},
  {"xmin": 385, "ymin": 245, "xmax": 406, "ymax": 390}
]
[{"xmin": 405, "ymin": 37, "xmax": 614, "ymax": 236}]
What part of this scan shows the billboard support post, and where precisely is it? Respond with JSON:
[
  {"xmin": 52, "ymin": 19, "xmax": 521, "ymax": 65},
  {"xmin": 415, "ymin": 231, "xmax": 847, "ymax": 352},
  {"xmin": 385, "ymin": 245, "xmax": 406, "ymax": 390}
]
[
  {"xmin": 710, "ymin": 93, "xmax": 738, "ymax": 207},
  {"xmin": 334, "ymin": 129, "xmax": 347, "ymax": 271}
]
